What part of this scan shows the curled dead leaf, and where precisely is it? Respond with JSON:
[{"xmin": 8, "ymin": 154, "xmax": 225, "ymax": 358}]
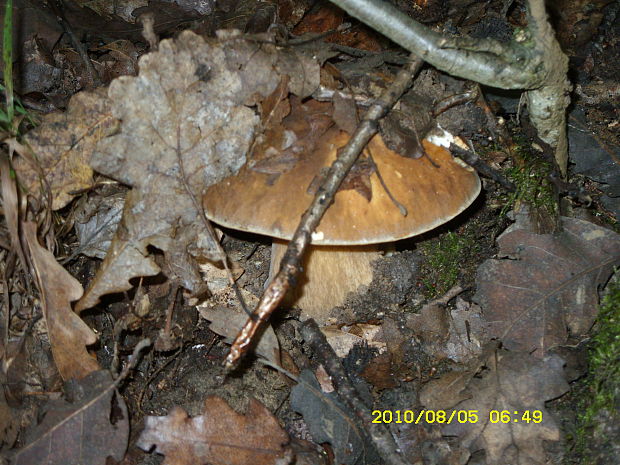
[{"xmin": 23, "ymin": 222, "xmax": 99, "ymax": 380}]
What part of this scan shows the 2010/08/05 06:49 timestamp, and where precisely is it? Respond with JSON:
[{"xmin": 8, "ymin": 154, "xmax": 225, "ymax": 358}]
[{"xmin": 371, "ymin": 409, "xmax": 543, "ymax": 425}]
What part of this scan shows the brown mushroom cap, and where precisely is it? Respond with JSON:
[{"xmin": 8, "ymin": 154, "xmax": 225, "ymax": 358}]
[{"xmin": 203, "ymin": 127, "xmax": 480, "ymax": 245}]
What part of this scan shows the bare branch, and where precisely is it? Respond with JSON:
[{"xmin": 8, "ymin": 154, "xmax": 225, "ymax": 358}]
[
  {"xmin": 225, "ymin": 56, "xmax": 424, "ymax": 370},
  {"xmin": 326, "ymin": 0, "xmax": 544, "ymax": 88}
]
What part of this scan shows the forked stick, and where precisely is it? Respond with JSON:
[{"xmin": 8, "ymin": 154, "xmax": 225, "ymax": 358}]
[{"xmin": 225, "ymin": 55, "xmax": 424, "ymax": 370}]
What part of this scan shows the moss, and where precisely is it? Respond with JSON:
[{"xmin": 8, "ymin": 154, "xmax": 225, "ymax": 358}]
[
  {"xmin": 500, "ymin": 133, "xmax": 558, "ymax": 219},
  {"xmin": 417, "ymin": 229, "xmax": 479, "ymax": 299},
  {"xmin": 570, "ymin": 272, "xmax": 620, "ymax": 463}
]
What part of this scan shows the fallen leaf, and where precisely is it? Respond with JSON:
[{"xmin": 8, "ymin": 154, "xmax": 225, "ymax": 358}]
[
  {"xmin": 321, "ymin": 324, "xmax": 384, "ymax": 358},
  {"xmin": 197, "ymin": 302, "xmax": 280, "ymax": 364},
  {"xmin": 10, "ymin": 370, "xmax": 128, "ymax": 465},
  {"xmin": 74, "ymin": 189, "xmax": 126, "ymax": 259},
  {"xmin": 438, "ymin": 351, "xmax": 569, "ymax": 465},
  {"xmin": 380, "ymin": 91, "xmax": 436, "ymax": 159},
  {"xmin": 332, "ymin": 91, "xmax": 358, "ymax": 135},
  {"xmin": 419, "ymin": 370, "xmax": 472, "ymax": 410},
  {"xmin": 568, "ymin": 107, "xmax": 620, "ymax": 218},
  {"xmin": 13, "ymin": 88, "xmax": 116, "ymax": 210},
  {"xmin": 360, "ymin": 352, "xmax": 398, "ymax": 390},
  {"xmin": 339, "ymin": 156, "xmax": 376, "ymax": 202},
  {"xmin": 292, "ymin": 2, "xmax": 382, "ymax": 51},
  {"xmin": 442, "ymin": 298, "xmax": 487, "ymax": 363},
  {"xmin": 0, "ymin": 387, "xmax": 19, "ymax": 448},
  {"xmin": 79, "ymin": 0, "xmax": 149, "ymax": 22},
  {"xmin": 408, "ymin": 295, "xmax": 488, "ymax": 363},
  {"xmin": 23, "ymin": 222, "xmax": 99, "ymax": 380},
  {"xmin": 137, "ymin": 396, "xmax": 289, "ymax": 465},
  {"xmin": 250, "ymin": 97, "xmax": 333, "ymax": 182},
  {"xmin": 474, "ymin": 216, "xmax": 620, "ymax": 356},
  {"xmin": 290, "ymin": 369, "xmax": 370, "ymax": 465},
  {"xmin": 76, "ymin": 30, "xmax": 319, "ymax": 311}
]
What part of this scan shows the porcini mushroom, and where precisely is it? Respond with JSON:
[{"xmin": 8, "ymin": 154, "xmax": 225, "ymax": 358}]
[{"xmin": 203, "ymin": 126, "xmax": 480, "ymax": 324}]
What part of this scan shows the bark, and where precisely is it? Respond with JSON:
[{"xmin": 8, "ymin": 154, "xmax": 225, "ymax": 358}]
[{"xmin": 328, "ymin": 0, "xmax": 571, "ymax": 175}]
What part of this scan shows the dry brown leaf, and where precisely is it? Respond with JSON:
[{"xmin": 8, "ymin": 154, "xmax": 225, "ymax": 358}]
[
  {"xmin": 23, "ymin": 222, "xmax": 99, "ymax": 380},
  {"xmin": 290, "ymin": 369, "xmax": 368, "ymax": 465},
  {"xmin": 475, "ymin": 216, "xmax": 620, "ymax": 356},
  {"xmin": 321, "ymin": 324, "xmax": 384, "ymax": 358},
  {"xmin": 250, "ymin": 96, "xmax": 333, "ymax": 182},
  {"xmin": 360, "ymin": 352, "xmax": 398, "ymax": 390},
  {"xmin": 76, "ymin": 30, "xmax": 319, "ymax": 311},
  {"xmin": 436, "ymin": 351, "xmax": 569, "ymax": 465},
  {"xmin": 408, "ymin": 295, "xmax": 487, "ymax": 363},
  {"xmin": 13, "ymin": 88, "xmax": 116, "ymax": 210},
  {"xmin": 137, "ymin": 396, "xmax": 289, "ymax": 465},
  {"xmin": 10, "ymin": 370, "xmax": 128, "ymax": 465},
  {"xmin": 74, "ymin": 188, "xmax": 126, "ymax": 259},
  {"xmin": 197, "ymin": 302, "xmax": 280, "ymax": 364}
]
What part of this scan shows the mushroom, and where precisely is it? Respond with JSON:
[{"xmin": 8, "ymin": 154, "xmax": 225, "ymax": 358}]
[{"xmin": 203, "ymin": 126, "xmax": 480, "ymax": 324}]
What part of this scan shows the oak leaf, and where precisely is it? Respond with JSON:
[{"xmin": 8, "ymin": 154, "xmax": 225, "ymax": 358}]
[
  {"xmin": 13, "ymin": 88, "xmax": 116, "ymax": 210},
  {"xmin": 474, "ymin": 216, "xmax": 620, "ymax": 355},
  {"xmin": 291, "ymin": 369, "xmax": 370, "ymax": 465},
  {"xmin": 137, "ymin": 396, "xmax": 289, "ymax": 465},
  {"xmin": 10, "ymin": 370, "xmax": 128, "ymax": 465},
  {"xmin": 434, "ymin": 351, "xmax": 569, "ymax": 465},
  {"xmin": 76, "ymin": 30, "xmax": 319, "ymax": 311}
]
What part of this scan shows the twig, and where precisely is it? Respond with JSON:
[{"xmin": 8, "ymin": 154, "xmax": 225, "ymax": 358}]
[
  {"xmin": 449, "ymin": 143, "xmax": 516, "ymax": 191},
  {"xmin": 175, "ymin": 127, "xmax": 250, "ymax": 315},
  {"xmin": 300, "ymin": 319, "xmax": 409, "ymax": 465},
  {"xmin": 225, "ymin": 55, "xmax": 423, "ymax": 370},
  {"xmin": 115, "ymin": 338, "xmax": 152, "ymax": 386},
  {"xmin": 49, "ymin": 1, "xmax": 102, "ymax": 87},
  {"xmin": 137, "ymin": 345, "xmax": 183, "ymax": 412}
]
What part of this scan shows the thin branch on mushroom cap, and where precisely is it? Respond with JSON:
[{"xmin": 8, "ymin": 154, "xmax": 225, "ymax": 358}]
[{"xmin": 203, "ymin": 125, "xmax": 480, "ymax": 323}]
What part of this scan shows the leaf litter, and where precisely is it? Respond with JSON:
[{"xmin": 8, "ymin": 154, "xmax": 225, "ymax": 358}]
[
  {"xmin": 3, "ymin": 5, "xmax": 620, "ymax": 465},
  {"xmin": 10, "ymin": 370, "xmax": 128, "ymax": 465},
  {"xmin": 22, "ymin": 221, "xmax": 99, "ymax": 380},
  {"xmin": 137, "ymin": 395, "xmax": 289, "ymax": 465},
  {"xmin": 75, "ymin": 30, "xmax": 319, "ymax": 311},
  {"xmin": 475, "ymin": 210, "xmax": 620, "ymax": 356},
  {"xmin": 422, "ymin": 349, "xmax": 570, "ymax": 465}
]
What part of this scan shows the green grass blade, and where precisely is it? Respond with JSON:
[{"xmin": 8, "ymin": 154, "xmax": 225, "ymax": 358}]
[{"xmin": 3, "ymin": 0, "xmax": 14, "ymax": 127}]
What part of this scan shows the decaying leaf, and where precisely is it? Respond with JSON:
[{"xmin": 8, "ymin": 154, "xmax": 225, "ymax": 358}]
[
  {"xmin": 23, "ymin": 222, "xmax": 99, "ymax": 380},
  {"xmin": 360, "ymin": 352, "xmax": 398, "ymax": 390},
  {"xmin": 290, "ymin": 369, "xmax": 370, "ymax": 465},
  {"xmin": 10, "ymin": 370, "xmax": 128, "ymax": 465},
  {"xmin": 76, "ymin": 30, "xmax": 319, "ymax": 311},
  {"xmin": 407, "ymin": 295, "xmax": 487, "ymax": 363},
  {"xmin": 321, "ymin": 323, "xmax": 384, "ymax": 358},
  {"xmin": 475, "ymin": 216, "xmax": 620, "ymax": 355},
  {"xmin": 137, "ymin": 395, "xmax": 289, "ymax": 465},
  {"xmin": 12, "ymin": 88, "xmax": 116, "ymax": 210},
  {"xmin": 339, "ymin": 156, "xmax": 376, "ymax": 201},
  {"xmin": 442, "ymin": 298, "xmax": 487, "ymax": 362},
  {"xmin": 250, "ymin": 97, "xmax": 333, "ymax": 183},
  {"xmin": 74, "ymin": 189, "xmax": 126, "ymax": 259},
  {"xmin": 429, "ymin": 351, "xmax": 569, "ymax": 465},
  {"xmin": 197, "ymin": 302, "xmax": 280, "ymax": 364}
]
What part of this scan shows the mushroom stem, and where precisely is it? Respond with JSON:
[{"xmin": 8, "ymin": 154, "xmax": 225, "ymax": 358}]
[{"xmin": 270, "ymin": 239, "xmax": 381, "ymax": 324}]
